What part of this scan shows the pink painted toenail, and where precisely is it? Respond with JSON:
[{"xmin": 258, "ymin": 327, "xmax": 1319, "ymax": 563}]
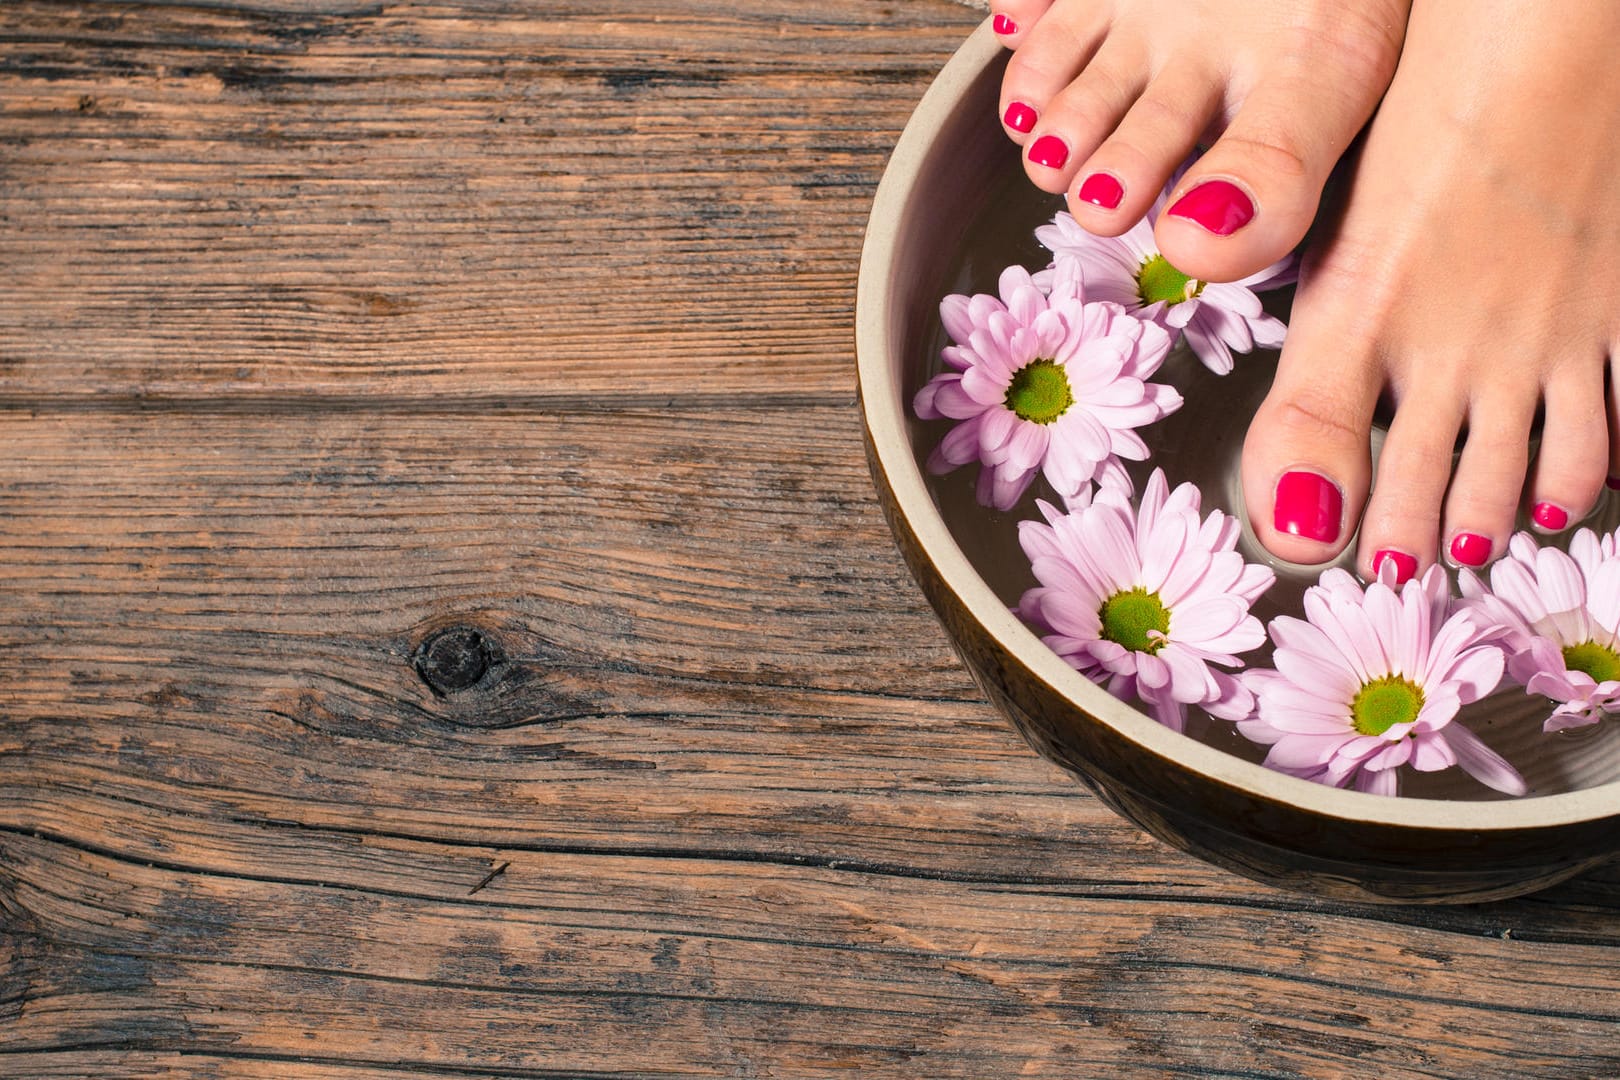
[
  {"xmin": 1077, "ymin": 172, "xmax": 1123, "ymax": 210},
  {"xmin": 1166, "ymin": 180, "xmax": 1255, "ymax": 236},
  {"xmin": 1532, "ymin": 502, "xmax": 1569, "ymax": 532},
  {"xmin": 1273, "ymin": 470, "xmax": 1342, "ymax": 544},
  {"xmin": 1372, "ymin": 549, "xmax": 1419, "ymax": 586},
  {"xmin": 993, "ymin": 13, "xmax": 1017, "ymax": 35},
  {"xmin": 1027, "ymin": 135, "xmax": 1068, "ymax": 170},
  {"xmin": 1448, "ymin": 532, "xmax": 1493, "ymax": 568},
  {"xmin": 1003, "ymin": 101, "xmax": 1037, "ymax": 134}
]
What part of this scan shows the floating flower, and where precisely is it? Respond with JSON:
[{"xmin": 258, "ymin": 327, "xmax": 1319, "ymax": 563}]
[
  {"xmin": 1238, "ymin": 565, "xmax": 1525, "ymax": 797},
  {"xmin": 1457, "ymin": 529, "xmax": 1620, "ymax": 732},
  {"xmin": 1034, "ymin": 177, "xmax": 1293, "ymax": 375},
  {"xmin": 1015, "ymin": 468, "xmax": 1274, "ymax": 732},
  {"xmin": 913, "ymin": 262, "xmax": 1180, "ymax": 511}
]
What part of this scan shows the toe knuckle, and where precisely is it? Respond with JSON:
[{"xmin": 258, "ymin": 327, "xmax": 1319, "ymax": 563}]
[
  {"xmin": 1218, "ymin": 129, "xmax": 1311, "ymax": 182},
  {"xmin": 1267, "ymin": 390, "xmax": 1366, "ymax": 448},
  {"xmin": 1126, "ymin": 92, "xmax": 1199, "ymax": 138},
  {"xmin": 1067, "ymin": 64, "xmax": 1135, "ymax": 118},
  {"xmin": 1330, "ymin": 6, "xmax": 1407, "ymax": 83}
]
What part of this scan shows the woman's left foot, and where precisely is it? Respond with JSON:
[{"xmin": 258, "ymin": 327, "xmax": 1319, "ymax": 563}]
[{"xmin": 1241, "ymin": 0, "xmax": 1620, "ymax": 578}]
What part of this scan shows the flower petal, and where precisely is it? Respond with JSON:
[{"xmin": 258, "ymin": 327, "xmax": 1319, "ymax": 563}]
[{"xmin": 1444, "ymin": 723, "xmax": 1528, "ymax": 796}]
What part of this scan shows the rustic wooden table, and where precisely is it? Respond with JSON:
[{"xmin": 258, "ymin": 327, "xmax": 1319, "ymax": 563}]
[{"xmin": 5, "ymin": 1, "xmax": 1620, "ymax": 1076}]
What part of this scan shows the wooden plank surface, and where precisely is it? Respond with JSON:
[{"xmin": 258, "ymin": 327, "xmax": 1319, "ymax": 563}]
[{"xmin": 4, "ymin": 1, "xmax": 1620, "ymax": 1077}]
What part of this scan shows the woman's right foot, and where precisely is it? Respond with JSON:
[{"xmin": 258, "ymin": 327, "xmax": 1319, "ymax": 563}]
[{"xmin": 992, "ymin": 0, "xmax": 1408, "ymax": 283}]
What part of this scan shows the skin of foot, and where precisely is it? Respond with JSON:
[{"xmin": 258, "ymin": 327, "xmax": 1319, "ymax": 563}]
[
  {"xmin": 991, "ymin": 0, "xmax": 1409, "ymax": 283},
  {"xmin": 1241, "ymin": 0, "xmax": 1620, "ymax": 579}
]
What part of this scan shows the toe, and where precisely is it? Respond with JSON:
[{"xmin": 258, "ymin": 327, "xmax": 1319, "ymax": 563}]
[
  {"xmin": 997, "ymin": 1, "xmax": 1114, "ymax": 145},
  {"xmin": 1155, "ymin": 42, "xmax": 1399, "ymax": 283},
  {"xmin": 1441, "ymin": 390, "xmax": 1537, "ymax": 569},
  {"xmin": 1241, "ymin": 309, "xmax": 1380, "ymax": 566},
  {"xmin": 990, "ymin": 0, "xmax": 1058, "ymax": 49},
  {"xmin": 1016, "ymin": 41, "xmax": 1148, "ymax": 192},
  {"xmin": 1065, "ymin": 60, "xmax": 1224, "ymax": 236},
  {"xmin": 1527, "ymin": 354, "xmax": 1608, "ymax": 534},
  {"xmin": 1354, "ymin": 384, "xmax": 1465, "ymax": 583}
]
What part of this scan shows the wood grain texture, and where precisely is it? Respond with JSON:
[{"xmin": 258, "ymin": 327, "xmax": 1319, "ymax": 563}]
[{"xmin": 4, "ymin": 1, "xmax": 1620, "ymax": 1077}]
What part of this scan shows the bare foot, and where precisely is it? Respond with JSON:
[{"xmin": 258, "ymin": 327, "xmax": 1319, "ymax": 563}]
[
  {"xmin": 990, "ymin": 0, "xmax": 1409, "ymax": 282},
  {"xmin": 1242, "ymin": 0, "xmax": 1620, "ymax": 578}
]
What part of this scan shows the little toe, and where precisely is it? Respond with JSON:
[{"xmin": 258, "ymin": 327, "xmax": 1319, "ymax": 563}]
[
  {"xmin": 1440, "ymin": 393, "xmax": 1538, "ymax": 569},
  {"xmin": 1155, "ymin": 47, "xmax": 1399, "ymax": 283},
  {"xmin": 1527, "ymin": 355, "xmax": 1609, "ymax": 534},
  {"xmin": 1065, "ymin": 61, "xmax": 1224, "ymax": 236},
  {"xmin": 990, "ymin": 0, "xmax": 1058, "ymax": 48},
  {"xmin": 1240, "ymin": 314, "xmax": 1380, "ymax": 565}
]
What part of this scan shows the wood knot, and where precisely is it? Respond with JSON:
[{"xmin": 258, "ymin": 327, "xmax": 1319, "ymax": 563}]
[{"xmin": 415, "ymin": 627, "xmax": 497, "ymax": 696}]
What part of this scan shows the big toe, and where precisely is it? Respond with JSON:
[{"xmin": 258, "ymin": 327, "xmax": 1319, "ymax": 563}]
[
  {"xmin": 1154, "ymin": 24, "xmax": 1403, "ymax": 283},
  {"xmin": 1241, "ymin": 306, "xmax": 1381, "ymax": 565}
]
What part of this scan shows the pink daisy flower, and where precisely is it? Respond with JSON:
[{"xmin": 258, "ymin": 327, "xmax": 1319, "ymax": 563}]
[
  {"xmin": 1015, "ymin": 468, "xmax": 1275, "ymax": 732},
  {"xmin": 913, "ymin": 262, "xmax": 1180, "ymax": 511},
  {"xmin": 1033, "ymin": 180, "xmax": 1293, "ymax": 376},
  {"xmin": 1457, "ymin": 528, "xmax": 1620, "ymax": 732},
  {"xmin": 1238, "ymin": 565, "xmax": 1526, "ymax": 797}
]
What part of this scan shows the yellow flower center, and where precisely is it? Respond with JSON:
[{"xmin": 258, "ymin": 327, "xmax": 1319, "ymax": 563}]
[
  {"xmin": 1136, "ymin": 254, "xmax": 1203, "ymax": 307},
  {"xmin": 1563, "ymin": 640, "xmax": 1620, "ymax": 684},
  {"xmin": 1099, "ymin": 587, "xmax": 1170, "ymax": 654},
  {"xmin": 1003, "ymin": 358, "xmax": 1074, "ymax": 424},
  {"xmin": 1350, "ymin": 675, "xmax": 1425, "ymax": 737}
]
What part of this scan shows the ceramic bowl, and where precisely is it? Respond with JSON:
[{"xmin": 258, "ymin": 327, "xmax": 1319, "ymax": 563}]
[{"xmin": 855, "ymin": 18, "xmax": 1620, "ymax": 903}]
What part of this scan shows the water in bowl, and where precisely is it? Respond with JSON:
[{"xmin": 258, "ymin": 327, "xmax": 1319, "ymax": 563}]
[{"xmin": 910, "ymin": 162, "xmax": 1620, "ymax": 800}]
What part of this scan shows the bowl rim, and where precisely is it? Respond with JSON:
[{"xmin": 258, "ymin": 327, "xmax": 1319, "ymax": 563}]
[{"xmin": 855, "ymin": 16, "xmax": 1620, "ymax": 832}]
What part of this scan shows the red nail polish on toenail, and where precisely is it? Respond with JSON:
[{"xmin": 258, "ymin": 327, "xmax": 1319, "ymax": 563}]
[
  {"xmin": 1166, "ymin": 180, "xmax": 1256, "ymax": 236},
  {"xmin": 1532, "ymin": 502, "xmax": 1570, "ymax": 532},
  {"xmin": 1273, "ymin": 470, "xmax": 1342, "ymax": 544},
  {"xmin": 993, "ymin": 13, "xmax": 1017, "ymax": 34},
  {"xmin": 1027, "ymin": 135, "xmax": 1068, "ymax": 170},
  {"xmin": 1003, "ymin": 102, "xmax": 1037, "ymax": 134},
  {"xmin": 1077, "ymin": 172, "xmax": 1123, "ymax": 210},
  {"xmin": 1372, "ymin": 549, "xmax": 1419, "ymax": 586},
  {"xmin": 1448, "ymin": 532, "xmax": 1492, "ymax": 568}
]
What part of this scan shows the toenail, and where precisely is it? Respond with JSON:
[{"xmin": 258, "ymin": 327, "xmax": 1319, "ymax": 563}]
[
  {"xmin": 1448, "ymin": 532, "xmax": 1493, "ymax": 568},
  {"xmin": 1166, "ymin": 179, "xmax": 1256, "ymax": 236},
  {"xmin": 1028, "ymin": 135, "xmax": 1069, "ymax": 170},
  {"xmin": 1077, "ymin": 172, "xmax": 1124, "ymax": 210},
  {"xmin": 1003, "ymin": 102, "xmax": 1037, "ymax": 134},
  {"xmin": 1372, "ymin": 549, "xmax": 1419, "ymax": 586},
  {"xmin": 993, "ymin": 13, "xmax": 1018, "ymax": 35},
  {"xmin": 1531, "ymin": 501, "xmax": 1570, "ymax": 532},
  {"xmin": 1273, "ymin": 470, "xmax": 1343, "ymax": 545}
]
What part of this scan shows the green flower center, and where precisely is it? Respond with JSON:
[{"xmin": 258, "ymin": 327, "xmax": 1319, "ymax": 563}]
[
  {"xmin": 1136, "ymin": 254, "xmax": 1202, "ymax": 307},
  {"xmin": 1004, "ymin": 358, "xmax": 1074, "ymax": 425},
  {"xmin": 1563, "ymin": 640, "xmax": 1620, "ymax": 684},
  {"xmin": 1099, "ymin": 587, "xmax": 1170, "ymax": 655},
  {"xmin": 1351, "ymin": 675, "xmax": 1425, "ymax": 737}
]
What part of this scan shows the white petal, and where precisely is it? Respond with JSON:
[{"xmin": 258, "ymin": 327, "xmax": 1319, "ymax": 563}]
[
  {"xmin": 1170, "ymin": 596, "xmax": 1248, "ymax": 646},
  {"xmin": 1444, "ymin": 723, "xmax": 1528, "ymax": 796},
  {"xmin": 1197, "ymin": 281, "xmax": 1263, "ymax": 318}
]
